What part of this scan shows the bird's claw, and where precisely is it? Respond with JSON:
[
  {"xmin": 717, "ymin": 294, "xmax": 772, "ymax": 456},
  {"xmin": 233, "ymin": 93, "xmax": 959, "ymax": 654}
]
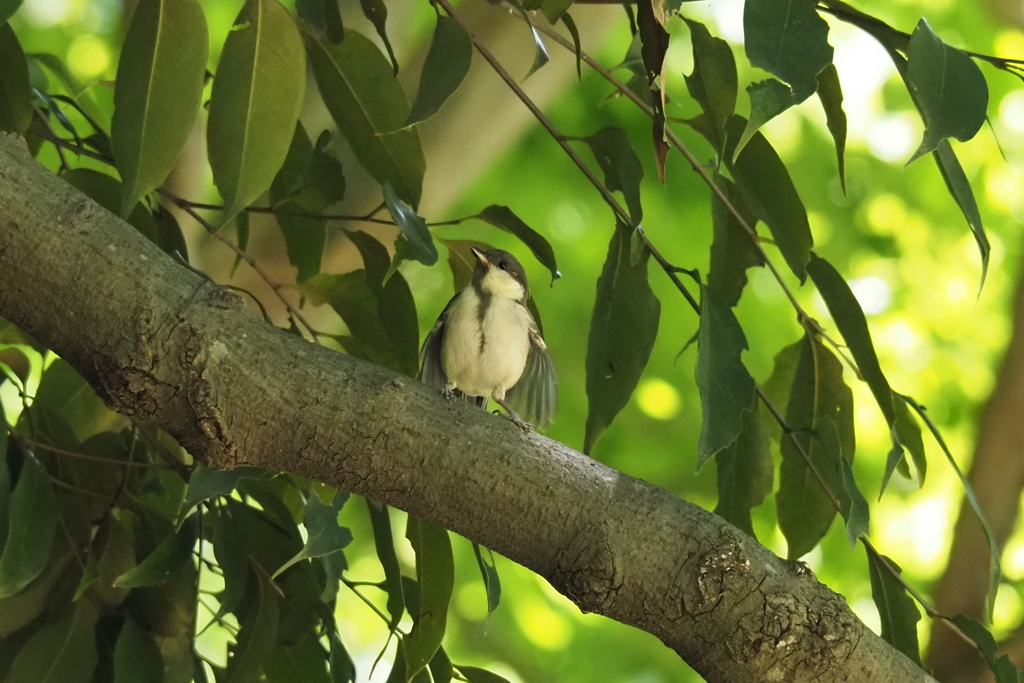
[
  {"xmin": 508, "ymin": 412, "xmax": 535, "ymax": 433},
  {"xmin": 441, "ymin": 386, "xmax": 456, "ymax": 400}
]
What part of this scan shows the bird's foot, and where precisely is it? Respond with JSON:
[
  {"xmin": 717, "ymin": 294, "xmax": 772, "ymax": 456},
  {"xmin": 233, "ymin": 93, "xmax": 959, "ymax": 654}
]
[
  {"xmin": 441, "ymin": 385, "xmax": 456, "ymax": 400},
  {"xmin": 506, "ymin": 410, "xmax": 535, "ymax": 433}
]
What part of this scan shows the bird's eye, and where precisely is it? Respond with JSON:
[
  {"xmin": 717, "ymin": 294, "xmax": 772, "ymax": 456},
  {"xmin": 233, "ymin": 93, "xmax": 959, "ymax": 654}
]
[{"xmin": 498, "ymin": 261, "xmax": 508, "ymax": 271}]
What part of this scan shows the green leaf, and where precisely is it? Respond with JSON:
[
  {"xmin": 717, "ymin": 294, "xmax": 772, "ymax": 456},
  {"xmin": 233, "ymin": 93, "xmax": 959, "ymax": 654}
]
[
  {"xmin": 303, "ymin": 28, "xmax": 425, "ymax": 208},
  {"xmin": 208, "ymin": 0, "xmax": 306, "ymax": 226},
  {"xmin": 213, "ymin": 505, "xmax": 250, "ymax": 616},
  {"xmin": 507, "ymin": 0, "xmax": 549, "ymax": 79},
  {"xmin": 0, "ymin": 452, "xmax": 58, "ymax": 597},
  {"xmin": 329, "ymin": 630, "xmax": 356, "ymax": 683},
  {"xmin": 584, "ymin": 223, "xmax": 660, "ymax": 454},
  {"xmin": 29, "ymin": 52, "xmax": 106, "ymax": 126},
  {"xmin": 404, "ymin": 516, "xmax": 454, "ymax": 679},
  {"xmin": 112, "ymin": 0, "xmax": 208, "ymax": 217},
  {"xmin": 682, "ymin": 19, "xmax": 737, "ymax": 150},
  {"xmin": 907, "ymin": 19, "xmax": 988, "ymax": 162},
  {"xmin": 816, "ymin": 63, "xmax": 847, "ymax": 194},
  {"xmin": 428, "ymin": 647, "xmax": 454, "ymax": 683},
  {"xmin": 366, "ymin": 501, "xmax": 405, "ymax": 632},
  {"xmin": 5, "ymin": 600, "xmax": 98, "ymax": 683},
  {"xmin": 271, "ymin": 122, "xmax": 315, "ymax": 201},
  {"xmin": 405, "ymin": 14, "xmax": 471, "ymax": 128},
  {"xmin": 734, "ymin": 78, "xmax": 798, "ymax": 157},
  {"xmin": 933, "ymin": 139, "xmax": 988, "ymax": 289},
  {"xmin": 713, "ymin": 402, "xmax": 772, "ymax": 538},
  {"xmin": 561, "ymin": 13, "xmax": 582, "ymax": 80},
  {"xmin": 866, "ymin": 548, "xmax": 922, "ymax": 666},
  {"xmin": 839, "ymin": 458, "xmax": 870, "ymax": 546},
  {"xmin": 695, "ymin": 284, "xmax": 756, "ymax": 467},
  {"xmin": 472, "ymin": 542, "xmax": 501, "ymax": 620},
  {"xmin": 0, "ymin": 1, "xmax": 23, "ymax": 24},
  {"xmin": 457, "ymin": 666, "xmax": 512, "ymax": 683},
  {"xmin": 743, "ymin": 0, "xmax": 832, "ymax": 100},
  {"xmin": 383, "ymin": 181, "xmax": 438, "ymax": 269},
  {"xmin": 542, "ymin": 0, "xmax": 573, "ymax": 23},
  {"xmin": 358, "ymin": 0, "xmax": 398, "ymax": 75},
  {"xmin": 296, "ymin": 0, "xmax": 343, "ymax": 44},
  {"xmin": 265, "ymin": 637, "xmax": 332, "ymax": 683},
  {"xmin": 179, "ymin": 464, "xmax": 264, "ymax": 525},
  {"xmin": 154, "ymin": 204, "xmax": 189, "ymax": 261},
  {"xmin": 0, "ymin": 431, "xmax": 9, "ymax": 553},
  {"xmin": 273, "ymin": 489, "xmax": 352, "ymax": 578},
  {"xmin": 278, "ymin": 209, "xmax": 327, "ymax": 283},
  {"xmin": 776, "ymin": 335, "xmax": 854, "ymax": 558},
  {"xmin": 62, "ymin": 168, "xmax": 158, "ymax": 244},
  {"xmin": 725, "ymin": 116, "xmax": 812, "ymax": 281},
  {"xmin": 0, "ymin": 24, "xmax": 31, "ymax": 135},
  {"xmin": 115, "ymin": 515, "xmax": 197, "ymax": 588},
  {"xmin": 477, "ymin": 205, "xmax": 560, "ymax": 283},
  {"xmin": 581, "ymin": 127, "xmax": 644, "ymax": 226},
  {"xmin": 948, "ymin": 615, "xmax": 1019, "ymax": 683},
  {"xmin": 114, "ymin": 618, "xmax": 163, "ymax": 683},
  {"xmin": 226, "ymin": 571, "xmax": 280, "ymax": 683},
  {"xmin": 707, "ymin": 173, "xmax": 763, "ymax": 308}
]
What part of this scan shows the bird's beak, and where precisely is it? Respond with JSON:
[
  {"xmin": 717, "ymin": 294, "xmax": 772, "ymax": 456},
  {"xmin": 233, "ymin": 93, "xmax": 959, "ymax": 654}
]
[{"xmin": 470, "ymin": 247, "xmax": 490, "ymax": 267}]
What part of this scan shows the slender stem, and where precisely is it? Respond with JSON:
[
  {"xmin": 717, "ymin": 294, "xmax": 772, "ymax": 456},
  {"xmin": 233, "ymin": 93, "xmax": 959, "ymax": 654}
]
[
  {"xmin": 170, "ymin": 196, "xmax": 466, "ymax": 228},
  {"xmin": 342, "ymin": 577, "xmax": 396, "ymax": 628},
  {"xmin": 9, "ymin": 429, "xmax": 170, "ymax": 469}
]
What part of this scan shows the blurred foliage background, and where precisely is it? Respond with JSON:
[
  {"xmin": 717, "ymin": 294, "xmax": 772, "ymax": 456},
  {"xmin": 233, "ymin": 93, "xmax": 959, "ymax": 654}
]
[{"xmin": 4, "ymin": 0, "xmax": 1024, "ymax": 680}]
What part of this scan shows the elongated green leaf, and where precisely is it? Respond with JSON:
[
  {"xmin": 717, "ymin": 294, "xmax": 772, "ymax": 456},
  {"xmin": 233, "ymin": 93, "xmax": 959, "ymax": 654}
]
[
  {"xmin": 273, "ymin": 489, "xmax": 352, "ymax": 578},
  {"xmin": 178, "ymin": 464, "xmax": 264, "ymax": 525},
  {"xmin": 477, "ymin": 205, "xmax": 560, "ymax": 283},
  {"xmin": 330, "ymin": 630, "xmax": 357, "ymax": 683},
  {"xmin": 114, "ymin": 618, "xmax": 163, "ymax": 683},
  {"xmin": 457, "ymin": 666, "xmax": 512, "ymax": 683},
  {"xmin": 359, "ymin": 0, "xmax": 397, "ymax": 74},
  {"xmin": 866, "ymin": 548, "xmax": 921, "ymax": 666},
  {"xmin": 304, "ymin": 28, "xmax": 425, "ymax": 208},
  {"xmin": 213, "ymin": 505, "xmax": 249, "ymax": 616},
  {"xmin": 472, "ymin": 542, "xmax": 501, "ymax": 620},
  {"xmin": 561, "ymin": 13, "xmax": 582, "ymax": 79},
  {"xmin": 816, "ymin": 63, "xmax": 847, "ymax": 194},
  {"xmin": 0, "ymin": 1, "xmax": 23, "ymax": 24},
  {"xmin": 734, "ymin": 78, "xmax": 798, "ymax": 157},
  {"xmin": 6, "ymin": 600, "xmax": 98, "ymax": 683},
  {"xmin": 542, "ymin": 0, "xmax": 573, "ymax": 23},
  {"xmin": 296, "ymin": 0, "xmax": 343, "ymax": 43},
  {"xmin": 0, "ymin": 430, "xmax": 9, "ymax": 554},
  {"xmin": 725, "ymin": 116, "xmax": 812, "ymax": 281},
  {"xmin": 264, "ymin": 635, "xmax": 331, "ymax": 683},
  {"xmin": 115, "ymin": 515, "xmax": 197, "ymax": 588},
  {"xmin": 584, "ymin": 223, "xmax": 660, "ymax": 454},
  {"xmin": 208, "ymin": 0, "xmax": 306, "ymax": 226},
  {"xmin": 714, "ymin": 402, "xmax": 772, "ymax": 538},
  {"xmin": 404, "ymin": 517, "xmax": 454, "ymax": 679},
  {"xmin": 934, "ymin": 140, "xmax": 988, "ymax": 288},
  {"xmin": 29, "ymin": 52, "xmax": 105, "ymax": 126},
  {"xmin": 154, "ymin": 204, "xmax": 189, "ymax": 261},
  {"xmin": 637, "ymin": 0, "xmax": 669, "ymax": 181},
  {"xmin": 743, "ymin": 0, "xmax": 832, "ymax": 100},
  {"xmin": 948, "ymin": 615, "xmax": 1018, "ymax": 683},
  {"xmin": 907, "ymin": 19, "xmax": 987, "ymax": 162},
  {"xmin": 507, "ymin": 0, "xmax": 549, "ymax": 79},
  {"xmin": 405, "ymin": 15, "xmax": 471, "ymax": 128},
  {"xmin": 0, "ymin": 452, "xmax": 58, "ymax": 597},
  {"xmin": 226, "ymin": 571, "xmax": 280, "ymax": 683},
  {"xmin": 708, "ymin": 174, "xmax": 762, "ymax": 308},
  {"xmin": 777, "ymin": 335, "xmax": 854, "ymax": 558},
  {"xmin": 581, "ymin": 127, "xmax": 644, "ymax": 226},
  {"xmin": 112, "ymin": 0, "xmax": 207, "ymax": 217},
  {"xmin": 0, "ymin": 24, "xmax": 31, "ymax": 135},
  {"xmin": 384, "ymin": 181, "xmax": 438, "ymax": 270},
  {"xmin": 695, "ymin": 284, "xmax": 756, "ymax": 467},
  {"xmin": 366, "ymin": 501, "xmax": 405, "ymax": 631},
  {"xmin": 682, "ymin": 19, "xmax": 737, "ymax": 150},
  {"xmin": 428, "ymin": 647, "xmax": 454, "ymax": 683},
  {"xmin": 278, "ymin": 209, "xmax": 327, "ymax": 283}
]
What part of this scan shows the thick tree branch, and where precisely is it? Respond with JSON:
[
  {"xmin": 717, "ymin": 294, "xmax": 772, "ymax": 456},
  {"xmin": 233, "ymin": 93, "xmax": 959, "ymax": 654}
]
[{"xmin": 0, "ymin": 133, "xmax": 933, "ymax": 682}]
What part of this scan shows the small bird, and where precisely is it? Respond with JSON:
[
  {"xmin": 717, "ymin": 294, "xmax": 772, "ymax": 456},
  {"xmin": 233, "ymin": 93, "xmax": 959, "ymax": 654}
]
[{"xmin": 420, "ymin": 246, "xmax": 557, "ymax": 432}]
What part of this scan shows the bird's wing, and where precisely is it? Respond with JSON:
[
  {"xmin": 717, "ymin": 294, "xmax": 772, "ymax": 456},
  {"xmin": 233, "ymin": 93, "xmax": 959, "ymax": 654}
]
[
  {"xmin": 419, "ymin": 295, "xmax": 455, "ymax": 390},
  {"xmin": 505, "ymin": 324, "xmax": 558, "ymax": 429}
]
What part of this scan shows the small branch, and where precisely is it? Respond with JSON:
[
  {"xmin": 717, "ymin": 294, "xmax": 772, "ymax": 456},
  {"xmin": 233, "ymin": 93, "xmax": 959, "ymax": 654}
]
[{"xmin": 9, "ymin": 429, "xmax": 171, "ymax": 469}]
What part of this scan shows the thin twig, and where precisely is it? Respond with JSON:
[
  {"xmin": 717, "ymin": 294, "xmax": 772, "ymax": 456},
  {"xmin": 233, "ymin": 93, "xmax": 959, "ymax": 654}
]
[{"xmin": 9, "ymin": 430, "xmax": 170, "ymax": 469}]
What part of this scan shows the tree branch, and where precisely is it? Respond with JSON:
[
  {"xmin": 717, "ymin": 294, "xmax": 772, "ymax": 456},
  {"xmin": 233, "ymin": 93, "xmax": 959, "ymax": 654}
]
[{"xmin": 0, "ymin": 132, "xmax": 933, "ymax": 682}]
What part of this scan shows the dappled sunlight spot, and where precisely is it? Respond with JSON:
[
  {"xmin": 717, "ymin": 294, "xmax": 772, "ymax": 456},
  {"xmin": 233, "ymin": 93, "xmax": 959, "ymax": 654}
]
[
  {"xmin": 995, "ymin": 31, "xmax": 1024, "ymax": 71},
  {"xmin": 943, "ymin": 277, "xmax": 971, "ymax": 305},
  {"xmin": 799, "ymin": 545, "xmax": 824, "ymax": 572},
  {"xmin": 852, "ymin": 596, "xmax": 882, "ymax": 634},
  {"xmin": 808, "ymin": 211, "xmax": 832, "ymax": 245},
  {"xmin": 548, "ymin": 201, "xmax": 589, "ymax": 242},
  {"xmin": 705, "ymin": 0, "xmax": 744, "ymax": 43},
  {"xmin": 878, "ymin": 320, "xmax": 931, "ymax": 373},
  {"xmin": 986, "ymin": 165, "xmax": 1023, "ymax": 215},
  {"xmin": 513, "ymin": 598, "xmax": 572, "ymax": 651},
  {"xmin": 22, "ymin": 0, "xmax": 73, "ymax": 27},
  {"xmin": 67, "ymin": 34, "xmax": 111, "ymax": 79},
  {"xmin": 877, "ymin": 494, "xmax": 955, "ymax": 578},
  {"xmin": 849, "ymin": 276, "xmax": 892, "ymax": 316},
  {"xmin": 831, "ymin": 28, "xmax": 890, "ymax": 140},
  {"xmin": 635, "ymin": 377, "xmax": 682, "ymax": 420},
  {"xmin": 750, "ymin": 267, "xmax": 787, "ymax": 304},
  {"xmin": 1002, "ymin": 536, "xmax": 1024, "ymax": 580},
  {"xmin": 994, "ymin": 584, "xmax": 1024, "ymax": 636},
  {"xmin": 998, "ymin": 90, "xmax": 1024, "ymax": 136},
  {"xmin": 864, "ymin": 193, "xmax": 908, "ymax": 235},
  {"xmin": 866, "ymin": 113, "xmax": 918, "ymax": 163},
  {"xmin": 763, "ymin": 110, "xmax": 801, "ymax": 157},
  {"xmin": 455, "ymin": 577, "xmax": 487, "ymax": 621}
]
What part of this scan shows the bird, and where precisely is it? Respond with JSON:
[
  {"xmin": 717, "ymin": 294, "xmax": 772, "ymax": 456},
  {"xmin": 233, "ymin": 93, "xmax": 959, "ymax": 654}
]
[{"xmin": 420, "ymin": 246, "xmax": 557, "ymax": 432}]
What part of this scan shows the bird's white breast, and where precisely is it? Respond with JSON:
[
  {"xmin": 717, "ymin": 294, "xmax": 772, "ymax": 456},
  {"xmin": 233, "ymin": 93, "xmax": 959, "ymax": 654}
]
[{"xmin": 441, "ymin": 287, "xmax": 532, "ymax": 399}]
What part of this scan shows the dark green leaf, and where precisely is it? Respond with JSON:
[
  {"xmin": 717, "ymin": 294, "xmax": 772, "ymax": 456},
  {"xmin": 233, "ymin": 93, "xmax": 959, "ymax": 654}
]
[
  {"xmin": 561, "ymin": 13, "xmax": 582, "ymax": 80},
  {"xmin": 5, "ymin": 600, "xmax": 98, "ymax": 683},
  {"xmin": 271, "ymin": 123, "xmax": 315, "ymax": 201},
  {"xmin": 226, "ymin": 571, "xmax": 280, "ymax": 683},
  {"xmin": 457, "ymin": 666, "xmax": 513, "ymax": 683},
  {"xmin": 384, "ymin": 181, "xmax": 438, "ymax": 269},
  {"xmin": 428, "ymin": 647, "xmax": 454, "ymax": 683},
  {"xmin": 866, "ymin": 548, "xmax": 921, "ymax": 666},
  {"xmin": 112, "ymin": 0, "xmax": 208, "ymax": 216},
  {"xmin": 477, "ymin": 205, "xmax": 560, "ymax": 283},
  {"xmin": 695, "ymin": 284, "xmax": 756, "ymax": 467},
  {"xmin": 839, "ymin": 459, "xmax": 869, "ymax": 545},
  {"xmin": 584, "ymin": 223, "xmax": 660, "ymax": 454},
  {"xmin": 725, "ymin": 116, "xmax": 812, "ymax": 282},
  {"xmin": 303, "ymin": 28, "xmax": 425, "ymax": 208},
  {"xmin": 714, "ymin": 402, "xmax": 772, "ymax": 538},
  {"xmin": 0, "ymin": 452, "xmax": 58, "ymax": 597},
  {"xmin": 734, "ymin": 78, "xmax": 798, "ymax": 157},
  {"xmin": 777, "ymin": 335, "xmax": 854, "ymax": 558},
  {"xmin": 264, "ymin": 635, "xmax": 331, "ymax": 683},
  {"xmin": 296, "ymin": 0, "xmax": 343, "ymax": 44},
  {"xmin": 948, "ymin": 615, "xmax": 1018, "ymax": 683},
  {"xmin": 178, "ymin": 464, "xmax": 265, "ymax": 525},
  {"xmin": 28, "ymin": 52, "xmax": 105, "ymax": 126},
  {"xmin": 907, "ymin": 19, "xmax": 987, "ymax": 162},
  {"xmin": 405, "ymin": 15, "xmax": 472, "ymax": 128},
  {"xmin": 358, "ymin": 0, "xmax": 398, "ymax": 74},
  {"xmin": 404, "ymin": 516, "xmax": 454, "ymax": 678},
  {"xmin": 893, "ymin": 397, "xmax": 926, "ymax": 485},
  {"xmin": 0, "ymin": 1, "xmax": 23, "ymax": 24},
  {"xmin": 115, "ymin": 515, "xmax": 197, "ymax": 588},
  {"xmin": 934, "ymin": 140, "xmax": 988, "ymax": 289},
  {"xmin": 637, "ymin": 0, "xmax": 668, "ymax": 181},
  {"xmin": 0, "ymin": 545, "xmax": 74, "ymax": 637},
  {"xmin": 114, "ymin": 618, "xmax": 163, "ymax": 683},
  {"xmin": 213, "ymin": 505, "xmax": 249, "ymax": 616},
  {"xmin": 743, "ymin": 0, "xmax": 832, "ymax": 100},
  {"xmin": 62, "ymin": 168, "xmax": 158, "ymax": 245},
  {"xmin": 0, "ymin": 24, "xmax": 31, "ymax": 135},
  {"xmin": 208, "ymin": 0, "xmax": 306, "ymax": 226},
  {"xmin": 366, "ymin": 501, "xmax": 405, "ymax": 632},
  {"xmin": 542, "ymin": 0, "xmax": 573, "ymax": 23},
  {"xmin": 329, "ymin": 630, "xmax": 356, "ymax": 683},
  {"xmin": 507, "ymin": 0, "xmax": 550, "ymax": 79},
  {"xmin": 707, "ymin": 173, "xmax": 762, "ymax": 308},
  {"xmin": 472, "ymin": 542, "xmax": 501, "ymax": 620},
  {"xmin": 816, "ymin": 63, "xmax": 847, "ymax": 194},
  {"xmin": 279, "ymin": 209, "xmax": 327, "ymax": 283},
  {"xmin": 273, "ymin": 489, "xmax": 352, "ymax": 578},
  {"xmin": 581, "ymin": 127, "xmax": 644, "ymax": 226},
  {"xmin": 0, "ymin": 429, "xmax": 9, "ymax": 553},
  {"xmin": 682, "ymin": 19, "xmax": 737, "ymax": 150},
  {"xmin": 154, "ymin": 204, "xmax": 189, "ymax": 262}
]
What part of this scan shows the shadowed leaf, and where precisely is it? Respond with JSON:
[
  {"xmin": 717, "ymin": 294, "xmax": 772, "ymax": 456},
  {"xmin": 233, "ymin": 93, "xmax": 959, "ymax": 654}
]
[
  {"xmin": 477, "ymin": 205, "xmax": 559, "ymax": 283},
  {"xmin": 226, "ymin": 571, "xmax": 280, "ymax": 683},
  {"xmin": 682, "ymin": 19, "xmax": 737, "ymax": 151},
  {"xmin": 384, "ymin": 181, "xmax": 438, "ymax": 270},
  {"xmin": 581, "ymin": 127, "xmax": 644, "ymax": 226},
  {"xmin": 743, "ymin": 0, "xmax": 832, "ymax": 100},
  {"xmin": 707, "ymin": 173, "xmax": 762, "ymax": 308},
  {"xmin": 0, "ymin": 24, "xmax": 31, "ymax": 135},
  {"xmin": 404, "ymin": 517, "xmax": 454, "ymax": 679},
  {"xmin": 178, "ymin": 464, "xmax": 265, "ymax": 526},
  {"xmin": 113, "ymin": 618, "xmax": 163, "ymax": 683},
  {"xmin": 866, "ymin": 548, "xmax": 921, "ymax": 666},
  {"xmin": 0, "ymin": 452, "xmax": 58, "ymax": 597},
  {"xmin": 273, "ymin": 489, "xmax": 352, "ymax": 578},
  {"xmin": 816, "ymin": 63, "xmax": 847, "ymax": 193},
  {"xmin": 5, "ymin": 600, "xmax": 98, "ymax": 683},
  {"xmin": 359, "ymin": 0, "xmax": 397, "ymax": 73},
  {"xmin": 934, "ymin": 139, "xmax": 988, "ymax": 289},
  {"xmin": 405, "ymin": 15, "xmax": 471, "ymax": 128},
  {"xmin": 296, "ymin": 0, "xmax": 343, "ymax": 43},
  {"xmin": 115, "ymin": 515, "xmax": 197, "ymax": 588},
  {"xmin": 714, "ymin": 402, "xmax": 772, "ymax": 538}
]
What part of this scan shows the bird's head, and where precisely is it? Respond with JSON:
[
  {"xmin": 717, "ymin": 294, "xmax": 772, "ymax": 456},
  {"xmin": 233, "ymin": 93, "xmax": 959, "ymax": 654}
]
[{"xmin": 472, "ymin": 247, "xmax": 529, "ymax": 302}]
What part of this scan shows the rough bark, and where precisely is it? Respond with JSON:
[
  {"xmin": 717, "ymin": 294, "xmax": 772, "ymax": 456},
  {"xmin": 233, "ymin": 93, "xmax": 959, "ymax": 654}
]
[{"xmin": 0, "ymin": 132, "xmax": 935, "ymax": 682}]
